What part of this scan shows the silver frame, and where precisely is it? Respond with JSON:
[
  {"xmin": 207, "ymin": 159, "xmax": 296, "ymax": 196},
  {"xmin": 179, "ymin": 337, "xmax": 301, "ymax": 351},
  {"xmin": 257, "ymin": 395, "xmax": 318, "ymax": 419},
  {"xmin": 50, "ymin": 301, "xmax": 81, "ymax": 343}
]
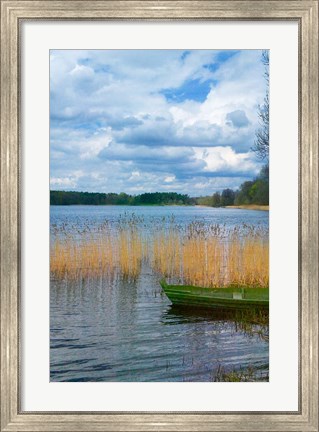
[{"xmin": 1, "ymin": 1, "xmax": 318, "ymax": 431}]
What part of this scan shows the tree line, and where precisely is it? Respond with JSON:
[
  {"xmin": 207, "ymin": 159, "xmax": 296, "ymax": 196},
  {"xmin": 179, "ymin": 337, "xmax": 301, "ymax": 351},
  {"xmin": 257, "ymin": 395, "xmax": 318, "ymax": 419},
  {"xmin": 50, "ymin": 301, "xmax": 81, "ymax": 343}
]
[
  {"xmin": 50, "ymin": 191, "xmax": 194, "ymax": 206},
  {"xmin": 196, "ymin": 166, "xmax": 269, "ymax": 207},
  {"xmin": 50, "ymin": 167, "xmax": 268, "ymax": 207}
]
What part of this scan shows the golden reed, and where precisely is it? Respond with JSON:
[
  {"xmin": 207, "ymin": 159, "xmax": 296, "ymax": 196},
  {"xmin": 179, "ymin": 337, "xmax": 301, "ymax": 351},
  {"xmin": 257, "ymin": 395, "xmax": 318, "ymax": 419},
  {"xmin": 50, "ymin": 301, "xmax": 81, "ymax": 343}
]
[{"xmin": 51, "ymin": 219, "xmax": 268, "ymax": 288}]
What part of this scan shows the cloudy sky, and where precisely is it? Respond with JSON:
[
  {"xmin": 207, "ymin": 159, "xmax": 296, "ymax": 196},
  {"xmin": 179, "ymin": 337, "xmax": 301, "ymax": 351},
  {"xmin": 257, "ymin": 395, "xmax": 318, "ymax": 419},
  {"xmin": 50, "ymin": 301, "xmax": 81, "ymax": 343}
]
[{"xmin": 50, "ymin": 49, "xmax": 267, "ymax": 196}]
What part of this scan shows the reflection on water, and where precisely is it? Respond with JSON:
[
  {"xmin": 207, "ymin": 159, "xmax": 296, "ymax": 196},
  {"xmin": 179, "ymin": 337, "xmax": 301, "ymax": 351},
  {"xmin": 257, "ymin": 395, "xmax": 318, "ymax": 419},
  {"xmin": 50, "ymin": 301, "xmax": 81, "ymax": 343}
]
[
  {"xmin": 50, "ymin": 205, "xmax": 269, "ymax": 382},
  {"xmin": 51, "ymin": 205, "xmax": 269, "ymax": 235},
  {"xmin": 50, "ymin": 272, "xmax": 268, "ymax": 382}
]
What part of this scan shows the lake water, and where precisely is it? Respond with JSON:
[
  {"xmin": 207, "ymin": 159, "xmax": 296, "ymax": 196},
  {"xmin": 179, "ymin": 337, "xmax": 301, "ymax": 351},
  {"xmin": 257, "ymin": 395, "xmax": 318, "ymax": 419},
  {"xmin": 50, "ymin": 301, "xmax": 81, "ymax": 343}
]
[
  {"xmin": 50, "ymin": 205, "xmax": 269, "ymax": 232},
  {"xmin": 50, "ymin": 205, "xmax": 269, "ymax": 382}
]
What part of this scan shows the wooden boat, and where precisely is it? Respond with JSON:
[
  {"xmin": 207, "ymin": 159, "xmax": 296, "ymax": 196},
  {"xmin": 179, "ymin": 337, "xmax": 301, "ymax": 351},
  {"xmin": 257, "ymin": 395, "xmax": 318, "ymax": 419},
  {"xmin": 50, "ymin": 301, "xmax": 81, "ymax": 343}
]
[{"xmin": 160, "ymin": 280, "xmax": 269, "ymax": 310}]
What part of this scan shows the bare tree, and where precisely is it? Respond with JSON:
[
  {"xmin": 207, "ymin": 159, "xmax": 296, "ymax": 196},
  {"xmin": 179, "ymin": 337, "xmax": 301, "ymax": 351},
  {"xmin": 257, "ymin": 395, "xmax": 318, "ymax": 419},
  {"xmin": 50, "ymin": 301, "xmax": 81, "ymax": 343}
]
[{"xmin": 252, "ymin": 50, "xmax": 269, "ymax": 162}]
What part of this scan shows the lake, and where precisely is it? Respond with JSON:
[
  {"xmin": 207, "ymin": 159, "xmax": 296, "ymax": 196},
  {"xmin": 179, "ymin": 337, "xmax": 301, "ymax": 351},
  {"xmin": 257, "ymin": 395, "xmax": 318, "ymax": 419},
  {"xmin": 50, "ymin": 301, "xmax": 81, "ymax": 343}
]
[{"xmin": 50, "ymin": 205, "xmax": 269, "ymax": 382}]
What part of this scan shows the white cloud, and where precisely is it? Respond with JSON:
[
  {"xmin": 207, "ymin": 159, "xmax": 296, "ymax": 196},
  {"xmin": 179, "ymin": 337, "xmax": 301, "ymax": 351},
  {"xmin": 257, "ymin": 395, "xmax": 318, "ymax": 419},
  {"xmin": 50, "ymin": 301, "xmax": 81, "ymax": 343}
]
[
  {"xmin": 50, "ymin": 177, "xmax": 77, "ymax": 187},
  {"xmin": 50, "ymin": 49, "xmax": 267, "ymax": 194},
  {"xmin": 128, "ymin": 171, "xmax": 141, "ymax": 181},
  {"xmin": 79, "ymin": 134, "xmax": 112, "ymax": 160},
  {"xmin": 164, "ymin": 176, "xmax": 176, "ymax": 183},
  {"xmin": 193, "ymin": 146, "xmax": 259, "ymax": 175},
  {"xmin": 70, "ymin": 64, "xmax": 94, "ymax": 78}
]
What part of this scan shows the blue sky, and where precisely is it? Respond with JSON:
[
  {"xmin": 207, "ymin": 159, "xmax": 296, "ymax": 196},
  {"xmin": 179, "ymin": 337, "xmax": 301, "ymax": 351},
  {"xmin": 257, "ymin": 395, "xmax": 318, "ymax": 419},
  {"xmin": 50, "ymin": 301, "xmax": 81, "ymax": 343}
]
[{"xmin": 50, "ymin": 49, "xmax": 267, "ymax": 196}]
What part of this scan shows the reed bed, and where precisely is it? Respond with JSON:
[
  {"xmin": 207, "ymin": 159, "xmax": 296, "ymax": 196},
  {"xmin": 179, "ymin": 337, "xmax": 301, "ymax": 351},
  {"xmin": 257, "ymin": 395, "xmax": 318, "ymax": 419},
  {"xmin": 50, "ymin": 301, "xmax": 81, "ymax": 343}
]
[
  {"xmin": 51, "ymin": 216, "xmax": 269, "ymax": 288},
  {"xmin": 51, "ymin": 218, "xmax": 144, "ymax": 280}
]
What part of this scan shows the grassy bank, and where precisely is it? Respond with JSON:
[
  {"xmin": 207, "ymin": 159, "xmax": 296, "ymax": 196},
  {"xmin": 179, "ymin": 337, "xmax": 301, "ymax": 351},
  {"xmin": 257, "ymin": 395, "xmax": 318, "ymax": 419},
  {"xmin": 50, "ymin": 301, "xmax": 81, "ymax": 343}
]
[{"xmin": 226, "ymin": 205, "xmax": 269, "ymax": 211}]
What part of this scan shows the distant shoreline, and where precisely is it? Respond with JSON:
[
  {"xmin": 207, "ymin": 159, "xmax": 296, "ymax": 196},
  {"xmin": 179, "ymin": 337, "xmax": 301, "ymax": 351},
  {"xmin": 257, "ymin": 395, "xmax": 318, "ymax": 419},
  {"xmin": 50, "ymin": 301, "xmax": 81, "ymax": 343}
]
[
  {"xmin": 50, "ymin": 191, "xmax": 269, "ymax": 208},
  {"xmin": 50, "ymin": 203, "xmax": 269, "ymax": 211},
  {"xmin": 226, "ymin": 205, "xmax": 269, "ymax": 211}
]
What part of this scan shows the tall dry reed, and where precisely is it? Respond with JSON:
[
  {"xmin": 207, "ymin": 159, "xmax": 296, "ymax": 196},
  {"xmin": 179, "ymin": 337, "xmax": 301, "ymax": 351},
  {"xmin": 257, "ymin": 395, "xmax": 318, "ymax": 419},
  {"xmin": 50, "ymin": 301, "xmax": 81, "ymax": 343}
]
[{"xmin": 51, "ymin": 218, "xmax": 269, "ymax": 288}]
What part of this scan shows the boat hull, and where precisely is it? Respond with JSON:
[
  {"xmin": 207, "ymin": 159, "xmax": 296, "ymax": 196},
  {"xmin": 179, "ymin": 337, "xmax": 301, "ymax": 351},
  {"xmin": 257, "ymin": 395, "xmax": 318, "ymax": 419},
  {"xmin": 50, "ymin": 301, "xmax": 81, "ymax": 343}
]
[{"xmin": 160, "ymin": 280, "xmax": 269, "ymax": 310}]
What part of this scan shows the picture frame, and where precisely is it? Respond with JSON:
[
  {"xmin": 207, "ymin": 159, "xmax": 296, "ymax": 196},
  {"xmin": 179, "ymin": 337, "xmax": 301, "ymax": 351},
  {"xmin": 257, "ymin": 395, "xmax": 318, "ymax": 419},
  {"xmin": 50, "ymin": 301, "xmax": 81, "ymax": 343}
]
[{"xmin": 1, "ymin": 1, "xmax": 318, "ymax": 431}]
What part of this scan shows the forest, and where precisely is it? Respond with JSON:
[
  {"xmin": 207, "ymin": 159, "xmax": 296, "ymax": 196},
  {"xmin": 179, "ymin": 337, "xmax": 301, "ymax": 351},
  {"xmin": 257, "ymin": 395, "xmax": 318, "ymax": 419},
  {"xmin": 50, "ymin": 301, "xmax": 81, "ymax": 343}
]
[
  {"xmin": 50, "ymin": 191, "xmax": 194, "ymax": 206},
  {"xmin": 50, "ymin": 165, "xmax": 269, "ymax": 207}
]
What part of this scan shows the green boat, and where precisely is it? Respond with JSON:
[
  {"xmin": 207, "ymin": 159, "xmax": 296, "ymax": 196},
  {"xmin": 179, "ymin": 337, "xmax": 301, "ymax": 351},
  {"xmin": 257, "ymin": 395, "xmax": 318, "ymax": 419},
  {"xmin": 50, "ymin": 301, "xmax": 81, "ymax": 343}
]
[{"xmin": 160, "ymin": 280, "xmax": 269, "ymax": 310}]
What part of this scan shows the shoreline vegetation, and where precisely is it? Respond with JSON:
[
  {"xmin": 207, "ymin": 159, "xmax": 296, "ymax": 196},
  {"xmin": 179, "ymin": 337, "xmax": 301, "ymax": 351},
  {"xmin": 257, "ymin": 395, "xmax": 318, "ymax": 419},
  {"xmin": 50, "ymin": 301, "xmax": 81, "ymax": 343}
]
[
  {"xmin": 51, "ymin": 216, "xmax": 269, "ymax": 288},
  {"xmin": 50, "ymin": 165, "xmax": 269, "ymax": 208},
  {"xmin": 226, "ymin": 205, "xmax": 269, "ymax": 211}
]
